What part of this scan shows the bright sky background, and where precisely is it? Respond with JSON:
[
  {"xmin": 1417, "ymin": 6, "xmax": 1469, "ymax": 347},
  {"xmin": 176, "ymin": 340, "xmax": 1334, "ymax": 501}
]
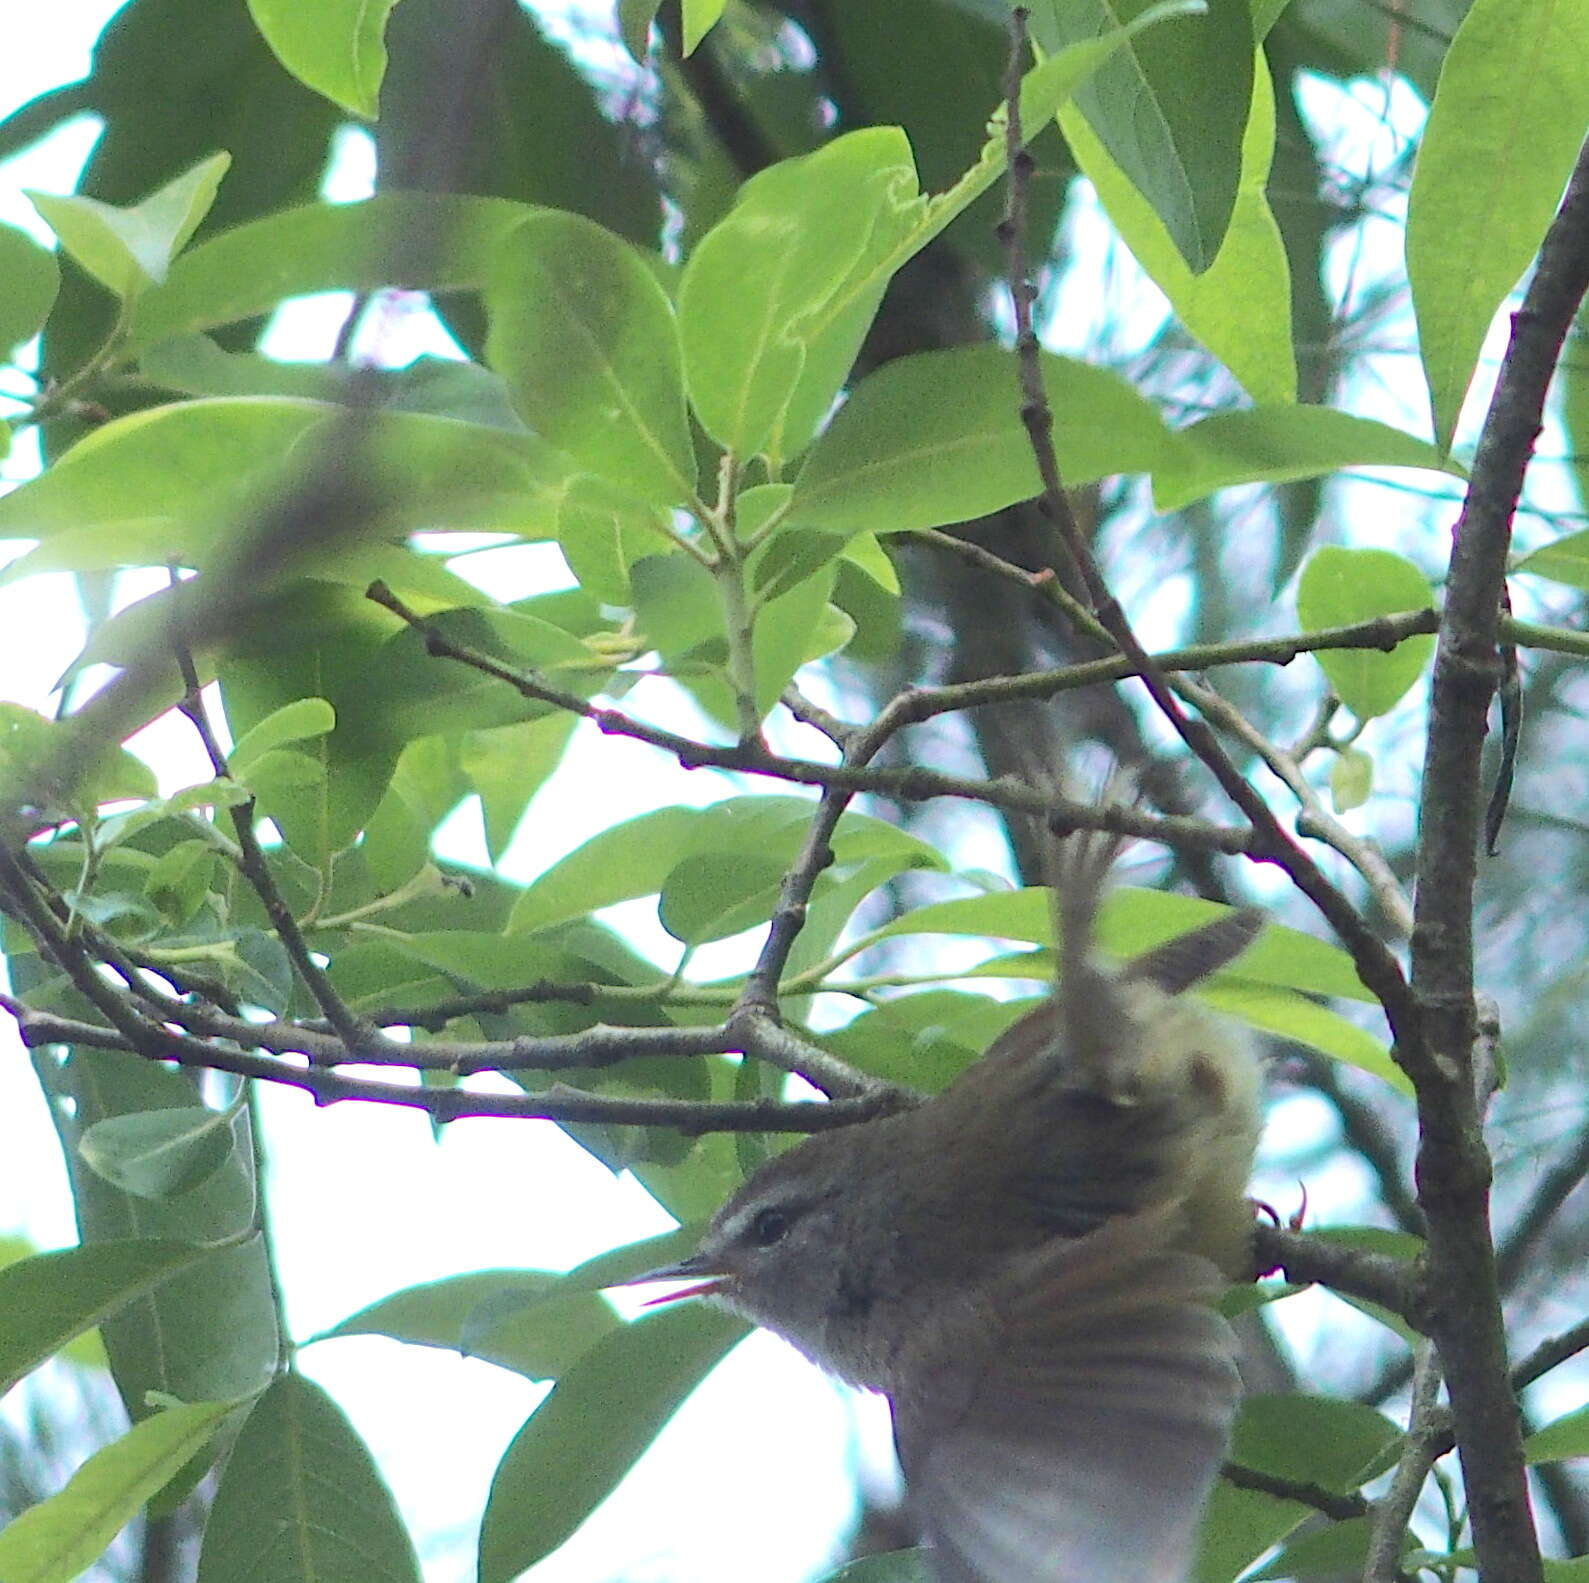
[{"xmin": 3, "ymin": 6, "xmax": 1575, "ymax": 1581}]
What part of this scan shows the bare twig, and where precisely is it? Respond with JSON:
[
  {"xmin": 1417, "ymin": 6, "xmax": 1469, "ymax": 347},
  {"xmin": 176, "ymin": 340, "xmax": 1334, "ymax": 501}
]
[{"xmin": 1, "ymin": 994, "xmax": 899, "ymax": 1134}]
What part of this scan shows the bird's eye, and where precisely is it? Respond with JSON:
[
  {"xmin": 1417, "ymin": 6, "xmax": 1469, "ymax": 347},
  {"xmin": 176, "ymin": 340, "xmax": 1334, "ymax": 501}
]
[{"xmin": 748, "ymin": 1207, "xmax": 791, "ymax": 1247}]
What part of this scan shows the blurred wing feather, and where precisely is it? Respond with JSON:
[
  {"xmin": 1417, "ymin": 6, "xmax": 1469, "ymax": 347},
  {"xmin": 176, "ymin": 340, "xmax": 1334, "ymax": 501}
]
[{"xmin": 893, "ymin": 1210, "xmax": 1240, "ymax": 1583}]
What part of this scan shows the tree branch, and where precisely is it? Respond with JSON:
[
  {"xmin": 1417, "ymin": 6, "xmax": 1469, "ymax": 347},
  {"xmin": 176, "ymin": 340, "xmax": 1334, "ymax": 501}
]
[{"xmin": 1407, "ymin": 136, "xmax": 1589, "ymax": 1583}]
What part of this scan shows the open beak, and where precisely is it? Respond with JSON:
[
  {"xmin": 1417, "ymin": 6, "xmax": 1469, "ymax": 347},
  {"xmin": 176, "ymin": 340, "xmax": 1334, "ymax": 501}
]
[{"xmin": 622, "ymin": 1252, "xmax": 730, "ymax": 1308}]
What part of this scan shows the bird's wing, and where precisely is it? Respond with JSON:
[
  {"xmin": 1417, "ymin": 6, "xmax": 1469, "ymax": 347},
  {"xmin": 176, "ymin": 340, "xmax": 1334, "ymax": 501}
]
[{"xmin": 891, "ymin": 1209, "xmax": 1241, "ymax": 1583}]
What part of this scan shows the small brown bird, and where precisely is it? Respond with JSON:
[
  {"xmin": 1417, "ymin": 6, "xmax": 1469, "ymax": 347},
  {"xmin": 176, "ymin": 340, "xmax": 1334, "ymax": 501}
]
[{"xmin": 641, "ymin": 842, "xmax": 1264, "ymax": 1583}]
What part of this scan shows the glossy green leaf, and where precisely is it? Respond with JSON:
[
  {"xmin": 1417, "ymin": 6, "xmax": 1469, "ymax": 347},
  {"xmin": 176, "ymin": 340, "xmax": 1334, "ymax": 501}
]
[
  {"xmin": 0, "ymin": 1399, "xmax": 233, "ymax": 1583},
  {"xmin": 0, "ymin": 221, "xmax": 60, "ymax": 357},
  {"xmin": 784, "ymin": 10, "xmax": 1199, "ymax": 372},
  {"xmin": 318, "ymin": 1270, "xmax": 618, "ymax": 1380},
  {"xmin": 196, "ymin": 1373, "xmax": 420, "ymax": 1583},
  {"xmin": 245, "ymin": 0, "xmax": 399, "ymax": 118},
  {"xmin": 1296, "ymin": 547, "xmax": 1436, "ymax": 720},
  {"xmin": 478, "ymin": 1304, "xmax": 747, "ymax": 1583},
  {"xmin": 229, "ymin": 696, "xmax": 336, "ymax": 777},
  {"xmin": 29, "ymin": 152, "xmax": 231, "ymax": 299},
  {"xmin": 1059, "ymin": 51, "xmax": 1294, "ymax": 402},
  {"xmin": 793, "ymin": 345, "xmax": 1181, "ymax": 536},
  {"xmin": 0, "ymin": 1240, "xmax": 204, "ymax": 1398},
  {"xmin": 78, "ymin": 1106, "xmax": 239, "ymax": 1201},
  {"xmin": 487, "ymin": 212, "xmax": 695, "ymax": 507},
  {"xmin": 127, "ymin": 195, "xmax": 536, "ymax": 353},
  {"xmin": 1153, "ymin": 406, "xmax": 1454, "ymax": 512},
  {"xmin": 1036, "ymin": 0, "xmax": 1252, "ymax": 272},
  {"xmin": 1407, "ymin": 0, "xmax": 1589, "ymax": 450}
]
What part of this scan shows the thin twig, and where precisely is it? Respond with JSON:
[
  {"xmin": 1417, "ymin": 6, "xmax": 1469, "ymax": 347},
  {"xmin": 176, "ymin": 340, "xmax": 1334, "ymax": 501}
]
[
  {"xmin": 367, "ymin": 580, "xmax": 1258, "ymax": 854},
  {"xmin": 1, "ymin": 994, "xmax": 898, "ymax": 1134},
  {"xmin": 1179, "ymin": 673, "xmax": 1414, "ymax": 937},
  {"xmin": 1364, "ymin": 1341, "xmax": 1444, "ymax": 1583},
  {"xmin": 996, "ymin": 14, "xmax": 1417, "ymax": 1047},
  {"xmin": 1221, "ymin": 1461, "xmax": 1369, "ymax": 1523},
  {"xmin": 170, "ymin": 636, "xmax": 371, "ymax": 1058}
]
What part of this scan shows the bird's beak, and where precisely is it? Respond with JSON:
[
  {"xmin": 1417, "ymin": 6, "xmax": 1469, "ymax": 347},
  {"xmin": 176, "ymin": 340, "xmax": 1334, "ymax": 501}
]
[{"xmin": 622, "ymin": 1252, "xmax": 730, "ymax": 1307}]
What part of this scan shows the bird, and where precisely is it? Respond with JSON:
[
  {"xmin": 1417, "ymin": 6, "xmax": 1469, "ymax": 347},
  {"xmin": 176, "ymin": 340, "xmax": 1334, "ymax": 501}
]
[{"xmin": 637, "ymin": 834, "xmax": 1265, "ymax": 1583}]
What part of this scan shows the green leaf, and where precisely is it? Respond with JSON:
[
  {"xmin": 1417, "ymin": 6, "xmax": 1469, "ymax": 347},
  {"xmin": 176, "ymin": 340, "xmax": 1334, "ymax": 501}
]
[
  {"xmin": 619, "ymin": 0, "xmax": 659, "ymax": 59},
  {"xmin": 1514, "ymin": 528, "xmax": 1589, "ymax": 592},
  {"xmin": 0, "ymin": 221, "xmax": 60, "ymax": 357},
  {"xmin": 1059, "ymin": 51, "xmax": 1294, "ymax": 401},
  {"xmin": 78, "ymin": 1107, "xmax": 239, "ymax": 1201},
  {"xmin": 196, "ymin": 1373, "xmax": 420, "ymax": 1583},
  {"xmin": 786, "ymin": 10, "xmax": 1201, "ymax": 370},
  {"xmin": 1198, "ymin": 983, "xmax": 1406, "ymax": 1094},
  {"xmin": 793, "ymin": 345, "xmax": 1181, "ymax": 536},
  {"xmin": 28, "ymin": 152, "xmax": 232, "ymax": 299},
  {"xmin": 1407, "ymin": 0, "xmax": 1589, "ymax": 450},
  {"xmin": 487, "ymin": 212, "xmax": 695, "ymax": 508},
  {"xmin": 317, "ymin": 1271, "xmax": 619, "ymax": 1380},
  {"xmin": 0, "ymin": 400, "xmax": 573, "ymax": 581},
  {"xmin": 127, "ymin": 195, "xmax": 536, "ymax": 354},
  {"xmin": 1153, "ymin": 406, "xmax": 1455, "ymax": 512},
  {"xmin": 509, "ymin": 804, "xmax": 704, "ymax": 934},
  {"xmin": 478, "ymin": 1305, "xmax": 747, "ymax": 1583},
  {"xmin": 824, "ymin": 991, "xmax": 1027, "ymax": 1092},
  {"xmin": 143, "ymin": 838, "xmax": 217, "ymax": 927},
  {"xmin": 679, "ymin": 128, "xmax": 917, "ymax": 464},
  {"xmin": 1196, "ymin": 1394, "xmax": 1401, "ymax": 1580},
  {"xmin": 1526, "ymin": 1405, "xmax": 1589, "ymax": 1464},
  {"xmin": 1330, "ymin": 747, "xmax": 1373, "ymax": 813},
  {"xmin": 1296, "ymin": 547, "xmax": 1436, "ymax": 721},
  {"xmin": 1244, "ymin": 1517, "xmax": 1377, "ymax": 1579},
  {"xmin": 1036, "ymin": 0, "xmax": 1253, "ymax": 272},
  {"xmin": 245, "ymin": 0, "xmax": 399, "ymax": 118},
  {"xmin": 0, "ymin": 1400, "xmax": 233, "ymax": 1583},
  {"xmin": 660, "ymin": 852, "xmax": 788, "ymax": 945},
  {"xmin": 461, "ymin": 714, "xmax": 579, "ymax": 865},
  {"xmin": 229, "ymin": 696, "xmax": 337, "ymax": 777},
  {"xmin": 822, "ymin": 1554, "xmax": 931, "ymax": 1583},
  {"xmin": 0, "ymin": 1240, "xmax": 204, "ymax": 1398},
  {"xmin": 45, "ymin": 1049, "xmax": 281, "ymax": 1418},
  {"xmin": 681, "ymin": 0, "xmax": 727, "ymax": 52}
]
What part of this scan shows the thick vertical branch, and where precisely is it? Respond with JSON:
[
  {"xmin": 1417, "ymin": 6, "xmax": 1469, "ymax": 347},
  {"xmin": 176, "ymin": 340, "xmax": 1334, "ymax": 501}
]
[{"xmin": 1410, "ymin": 139, "xmax": 1589, "ymax": 1583}]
